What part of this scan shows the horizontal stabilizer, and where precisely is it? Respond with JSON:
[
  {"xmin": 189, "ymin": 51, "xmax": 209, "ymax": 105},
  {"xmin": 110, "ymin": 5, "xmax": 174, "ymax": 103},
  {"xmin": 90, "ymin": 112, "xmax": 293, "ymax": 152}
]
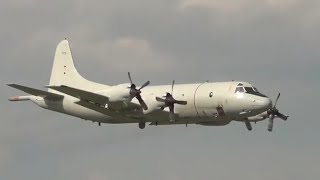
[
  {"xmin": 47, "ymin": 85, "xmax": 110, "ymax": 105},
  {"xmin": 7, "ymin": 84, "xmax": 63, "ymax": 99}
]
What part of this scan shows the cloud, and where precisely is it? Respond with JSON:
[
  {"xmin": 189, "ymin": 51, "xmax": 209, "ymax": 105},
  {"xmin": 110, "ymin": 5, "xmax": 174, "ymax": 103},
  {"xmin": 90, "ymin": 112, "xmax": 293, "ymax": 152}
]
[
  {"xmin": 180, "ymin": 0, "xmax": 300, "ymax": 12},
  {"xmin": 1, "ymin": 0, "xmax": 320, "ymax": 180},
  {"xmin": 81, "ymin": 36, "xmax": 176, "ymax": 73},
  {"xmin": 86, "ymin": 171, "xmax": 110, "ymax": 180},
  {"xmin": 180, "ymin": 0, "xmax": 252, "ymax": 13}
]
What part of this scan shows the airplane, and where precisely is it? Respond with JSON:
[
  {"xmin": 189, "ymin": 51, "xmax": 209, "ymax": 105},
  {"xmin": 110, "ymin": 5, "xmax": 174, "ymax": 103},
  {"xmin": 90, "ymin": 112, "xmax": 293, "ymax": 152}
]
[{"xmin": 7, "ymin": 39, "xmax": 289, "ymax": 131}]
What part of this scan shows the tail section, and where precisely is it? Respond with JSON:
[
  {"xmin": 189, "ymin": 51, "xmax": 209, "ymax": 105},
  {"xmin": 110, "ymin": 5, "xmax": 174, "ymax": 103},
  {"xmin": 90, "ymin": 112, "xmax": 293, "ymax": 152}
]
[{"xmin": 49, "ymin": 40, "xmax": 109, "ymax": 93}]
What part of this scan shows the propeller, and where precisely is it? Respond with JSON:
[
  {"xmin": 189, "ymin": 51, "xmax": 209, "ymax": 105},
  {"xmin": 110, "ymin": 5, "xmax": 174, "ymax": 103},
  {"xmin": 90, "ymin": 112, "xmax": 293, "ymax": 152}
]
[
  {"xmin": 156, "ymin": 80, "xmax": 187, "ymax": 121},
  {"xmin": 267, "ymin": 93, "xmax": 289, "ymax": 132},
  {"xmin": 125, "ymin": 72, "xmax": 150, "ymax": 110}
]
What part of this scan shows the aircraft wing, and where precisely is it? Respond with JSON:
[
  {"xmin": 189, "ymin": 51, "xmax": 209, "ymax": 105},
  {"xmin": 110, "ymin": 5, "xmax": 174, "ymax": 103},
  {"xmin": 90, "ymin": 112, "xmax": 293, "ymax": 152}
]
[
  {"xmin": 75, "ymin": 100, "xmax": 134, "ymax": 122},
  {"xmin": 48, "ymin": 85, "xmax": 140, "ymax": 121},
  {"xmin": 47, "ymin": 85, "xmax": 109, "ymax": 105},
  {"xmin": 48, "ymin": 85, "xmax": 142, "ymax": 110},
  {"xmin": 7, "ymin": 84, "xmax": 63, "ymax": 99}
]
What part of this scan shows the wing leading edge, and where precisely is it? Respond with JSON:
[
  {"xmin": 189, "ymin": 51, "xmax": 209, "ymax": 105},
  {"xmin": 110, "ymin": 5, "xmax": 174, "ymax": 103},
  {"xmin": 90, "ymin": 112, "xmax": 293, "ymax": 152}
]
[
  {"xmin": 7, "ymin": 84, "xmax": 63, "ymax": 100},
  {"xmin": 47, "ymin": 85, "xmax": 109, "ymax": 105}
]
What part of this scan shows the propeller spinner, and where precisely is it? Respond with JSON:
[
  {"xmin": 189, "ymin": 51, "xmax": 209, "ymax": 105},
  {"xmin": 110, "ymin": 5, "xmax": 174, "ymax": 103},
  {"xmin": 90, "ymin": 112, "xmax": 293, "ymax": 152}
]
[
  {"xmin": 126, "ymin": 72, "xmax": 150, "ymax": 110},
  {"xmin": 267, "ymin": 93, "xmax": 289, "ymax": 132},
  {"xmin": 156, "ymin": 80, "xmax": 187, "ymax": 121}
]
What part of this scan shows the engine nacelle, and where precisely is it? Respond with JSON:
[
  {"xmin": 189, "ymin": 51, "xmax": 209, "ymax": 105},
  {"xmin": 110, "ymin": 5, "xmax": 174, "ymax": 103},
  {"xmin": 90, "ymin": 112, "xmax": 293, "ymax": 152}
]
[
  {"xmin": 247, "ymin": 116, "xmax": 265, "ymax": 121},
  {"xmin": 247, "ymin": 111, "xmax": 268, "ymax": 121},
  {"xmin": 105, "ymin": 83, "xmax": 131, "ymax": 102}
]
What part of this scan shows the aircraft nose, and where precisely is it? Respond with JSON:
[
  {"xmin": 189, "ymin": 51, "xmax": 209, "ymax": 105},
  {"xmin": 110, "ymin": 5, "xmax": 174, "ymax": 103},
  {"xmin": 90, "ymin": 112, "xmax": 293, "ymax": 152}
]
[
  {"xmin": 251, "ymin": 97, "xmax": 272, "ymax": 113},
  {"xmin": 262, "ymin": 98, "xmax": 272, "ymax": 109}
]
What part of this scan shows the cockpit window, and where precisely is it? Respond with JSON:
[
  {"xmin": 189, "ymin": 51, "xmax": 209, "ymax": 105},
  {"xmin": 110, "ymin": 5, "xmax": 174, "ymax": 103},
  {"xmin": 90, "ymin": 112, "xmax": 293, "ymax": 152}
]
[
  {"xmin": 244, "ymin": 87, "xmax": 255, "ymax": 93},
  {"xmin": 244, "ymin": 86, "xmax": 267, "ymax": 97},
  {"xmin": 235, "ymin": 87, "xmax": 245, "ymax": 93},
  {"xmin": 235, "ymin": 84, "xmax": 267, "ymax": 97}
]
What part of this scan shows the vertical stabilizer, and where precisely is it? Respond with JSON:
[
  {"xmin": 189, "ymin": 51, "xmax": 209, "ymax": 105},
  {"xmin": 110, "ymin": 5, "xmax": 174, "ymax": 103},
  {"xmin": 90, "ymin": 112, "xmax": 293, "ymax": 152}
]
[{"xmin": 49, "ymin": 40, "xmax": 108, "ymax": 93}]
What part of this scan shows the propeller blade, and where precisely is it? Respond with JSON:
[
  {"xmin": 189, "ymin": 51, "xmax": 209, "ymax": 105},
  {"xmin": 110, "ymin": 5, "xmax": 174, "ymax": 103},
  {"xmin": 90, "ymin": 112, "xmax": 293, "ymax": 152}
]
[
  {"xmin": 156, "ymin": 80, "xmax": 187, "ymax": 121},
  {"xmin": 274, "ymin": 93, "xmax": 280, "ymax": 108},
  {"xmin": 126, "ymin": 72, "xmax": 149, "ymax": 109},
  {"xmin": 136, "ymin": 95, "xmax": 148, "ymax": 110},
  {"xmin": 124, "ymin": 96, "xmax": 134, "ymax": 106},
  {"xmin": 169, "ymin": 105, "xmax": 175, "ymax": 121},
  {"xmin": 128, "ymin": 72, "xmax": 133, "ymax": 84},
  {"xmin": 156, "ymin": 97, "xmax": 166, "ymax": 102},
  {"xmin": 245, "ymin": 120, "xmax": 252, "ymax": 131},
  {"xmin": 268, "ymin": 114, "xmax": 274, "ymax": 132},
  {"xmin": 139, "ymin": 81, "xmax": 150, "ymax": 90},
  {"xmin": 175, "ymin": 100, "xmax": 187, "ymax": 105},
  {"xmin": 266, "ymin": 92, "xmax": 288, "ymax": 131},
  {"xmin": 276, "ymin": 112, "xmax": 288, "ymax": 121},
  {"xmin": 171, "ymin": 80, "xmax": 175, "ymax": 95}
]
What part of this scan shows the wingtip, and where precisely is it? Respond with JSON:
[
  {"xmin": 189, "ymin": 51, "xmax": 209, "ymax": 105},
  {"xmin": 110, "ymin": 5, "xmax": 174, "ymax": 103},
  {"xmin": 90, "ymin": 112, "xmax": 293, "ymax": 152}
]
[
  {"xmin": 8, "ymin": 96, "xmax": 30, "ymax": 101},
  {"xmin": 7, "ymin": 83, "xmax": 17, "ymax": 87}
]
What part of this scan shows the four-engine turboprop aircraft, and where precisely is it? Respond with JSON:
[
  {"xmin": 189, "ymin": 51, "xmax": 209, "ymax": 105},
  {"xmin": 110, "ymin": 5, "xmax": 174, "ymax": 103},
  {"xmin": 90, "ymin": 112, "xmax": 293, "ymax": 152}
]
[{"xmin": 7, "ymin": 40, "xmax": 289, "ymax": 131}]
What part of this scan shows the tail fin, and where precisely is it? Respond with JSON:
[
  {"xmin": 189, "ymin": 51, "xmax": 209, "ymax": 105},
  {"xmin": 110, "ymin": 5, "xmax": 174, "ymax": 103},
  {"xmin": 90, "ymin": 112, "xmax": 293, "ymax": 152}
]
[{"xmin": 48, "ymin": 40, "xmax": 108, "ymax": 93}]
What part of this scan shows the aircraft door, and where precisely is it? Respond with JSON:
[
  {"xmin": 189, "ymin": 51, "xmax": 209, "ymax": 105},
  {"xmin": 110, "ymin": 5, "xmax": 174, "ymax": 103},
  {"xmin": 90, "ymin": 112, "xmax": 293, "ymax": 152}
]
[{"xmin": 194, "ymin": 83, "xmax": 221, "ymax": 119}]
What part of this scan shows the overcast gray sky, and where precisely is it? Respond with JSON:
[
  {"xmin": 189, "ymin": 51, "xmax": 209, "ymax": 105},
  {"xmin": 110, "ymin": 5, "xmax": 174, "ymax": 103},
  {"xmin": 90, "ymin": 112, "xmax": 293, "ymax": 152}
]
[{"xmin": 1, "ymin": 0, "xmax": 319, "ymax": 179}]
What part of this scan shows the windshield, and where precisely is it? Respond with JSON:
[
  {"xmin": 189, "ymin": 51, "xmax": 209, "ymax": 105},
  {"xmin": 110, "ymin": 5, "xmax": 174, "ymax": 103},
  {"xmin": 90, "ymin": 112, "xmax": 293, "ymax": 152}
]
[
  {"xmin": 244, "ymin": 87, "xmax": 255, "ymax": 93},
  {"xmin": 235, "ymin": 87, "xmax": 245, "ymax": 93},
  {"xmin": 235, "ymin": 84, "xmax": 267, "ymax": 97},
  {"xmin": 244, "ymin": 87, "xmax": 267, "ymax": 97}
]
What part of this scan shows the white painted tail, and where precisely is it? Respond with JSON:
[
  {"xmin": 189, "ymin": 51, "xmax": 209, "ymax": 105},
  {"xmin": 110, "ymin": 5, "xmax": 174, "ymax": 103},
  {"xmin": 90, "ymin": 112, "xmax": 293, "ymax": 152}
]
[{"xmin": 49, "ymin": 40, "xmax": 109, "ymax": 93}]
